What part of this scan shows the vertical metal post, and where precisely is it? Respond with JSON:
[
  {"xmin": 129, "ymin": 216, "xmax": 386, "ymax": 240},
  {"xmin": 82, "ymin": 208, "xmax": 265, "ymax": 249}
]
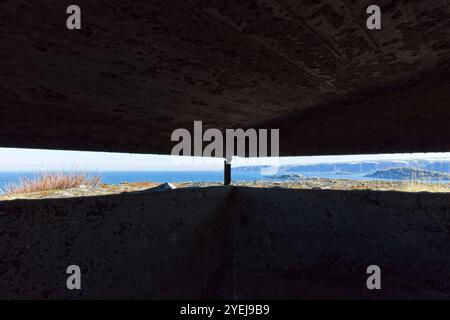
[{"xmin": 224, "ymin": 160, "xmax": 231, "ymax": 185}]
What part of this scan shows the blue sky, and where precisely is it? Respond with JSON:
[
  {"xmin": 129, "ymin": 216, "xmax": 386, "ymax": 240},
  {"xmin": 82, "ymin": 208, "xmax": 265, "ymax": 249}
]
[{"xmin": 0, "ymin": 148, "xmax": 449, "ymax": 172}]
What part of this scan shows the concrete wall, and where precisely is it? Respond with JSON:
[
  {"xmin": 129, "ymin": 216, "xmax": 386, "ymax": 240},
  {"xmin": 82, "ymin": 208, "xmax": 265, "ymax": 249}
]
[
  {"xmin": 1, "ymin": 187, "xmax": 450, "ymax": 299},
  {"xmin": 258, "ymin": 75, "xmax": 450, "ymax": 155},
  {"xmin": 0, "ymin": 187, "xmax": 233, "ymax": 299},
  {"xmin": 1, "ymin": 1, "xmax": 450, "ymax": 156},
  {"xmin": 233, "ymin": 188, "xmax": 450, "ymax": 299}
]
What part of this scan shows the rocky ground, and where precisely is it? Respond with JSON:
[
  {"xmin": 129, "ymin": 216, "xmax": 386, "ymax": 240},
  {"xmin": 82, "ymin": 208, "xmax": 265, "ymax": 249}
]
[
  {"xmin": 1, "ymin": 178, "xmax": 449, "ymax": 201},
  {"xmin": 234, "ymin": 178, "xmax": 450, "ymax": 192}
]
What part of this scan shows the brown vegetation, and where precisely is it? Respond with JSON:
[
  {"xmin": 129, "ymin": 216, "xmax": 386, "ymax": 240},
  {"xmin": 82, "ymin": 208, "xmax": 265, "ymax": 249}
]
[{"xmin": 4, "ymin": 172, "xmax": 101, "ymax": 195}]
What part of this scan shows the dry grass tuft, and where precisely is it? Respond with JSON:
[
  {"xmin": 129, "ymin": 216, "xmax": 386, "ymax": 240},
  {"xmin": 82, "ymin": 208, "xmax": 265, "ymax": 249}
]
[
  {"xmin": 397, "ymin": 180, "xmax": 450, "ymax": 193},
  {"xmin": 4, "ymin": 172, "xmax": 101, "ymax": 195}
]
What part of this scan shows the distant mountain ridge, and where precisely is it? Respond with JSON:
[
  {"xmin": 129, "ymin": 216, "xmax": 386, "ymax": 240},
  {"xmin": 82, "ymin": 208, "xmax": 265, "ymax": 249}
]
[
  {"xmin": 233, "ymin": 159, "xmax": 450, "ymax": 175},
  {"xmin": 365, "ymin": 168, "xmax": 450, "ymax": 181}
]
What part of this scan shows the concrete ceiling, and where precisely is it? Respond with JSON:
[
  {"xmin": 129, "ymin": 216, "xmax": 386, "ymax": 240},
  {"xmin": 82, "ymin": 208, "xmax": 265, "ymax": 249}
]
[{"xmin": 1, "ymin": 0, "xmax": 450, "ymax": 156}]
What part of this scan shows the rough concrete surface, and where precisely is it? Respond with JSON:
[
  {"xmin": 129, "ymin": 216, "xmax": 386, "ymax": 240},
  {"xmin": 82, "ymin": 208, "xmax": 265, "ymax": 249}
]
[
  {"xmin": 0, "ymin": 187, "xmax": 233, "ymax": 299},
  {"xmin": 233, "ymin": 187, "xmax": 450, "ymax": 299},
  {"xmin": 1, "ymin": 0, "xmax": 450, "ymax": 155},
  {"xmin": 1, "ymin": 186, "xmax": 449, "ymax": 299}
]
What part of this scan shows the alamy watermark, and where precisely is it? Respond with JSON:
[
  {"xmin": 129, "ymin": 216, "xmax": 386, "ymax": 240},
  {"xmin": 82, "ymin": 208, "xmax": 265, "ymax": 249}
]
[
  {"xmin": 66, "ymin": 4, "xmax": 381, "ymax": 31},
  {"xmin": 171, "ymin": 121, "xmax": 280, "ymax": 175},
  {"xmin": 66, "ymin": 5, "xmax": 81, "ymax": 30},
  {"xmin": 366, "ymin": 265, "xmax": 381, "ymax": 290},
  {"xmin": 66, "ymin": 265, "xmax": 81, "ymax": 290}
]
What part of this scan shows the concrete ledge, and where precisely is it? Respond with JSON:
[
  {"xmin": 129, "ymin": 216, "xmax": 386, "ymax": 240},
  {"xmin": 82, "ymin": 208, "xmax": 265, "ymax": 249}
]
[
  {"xmin": 0, "ymin": 187, "xmax": 233, "ymax": 299},
  {"xmin": 0, "ymin": 187, "xmax": 449, "ymax": 299},
  {"xmin": 233, "ymin": 188, "xmax": 450, "ymax": 299}
]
